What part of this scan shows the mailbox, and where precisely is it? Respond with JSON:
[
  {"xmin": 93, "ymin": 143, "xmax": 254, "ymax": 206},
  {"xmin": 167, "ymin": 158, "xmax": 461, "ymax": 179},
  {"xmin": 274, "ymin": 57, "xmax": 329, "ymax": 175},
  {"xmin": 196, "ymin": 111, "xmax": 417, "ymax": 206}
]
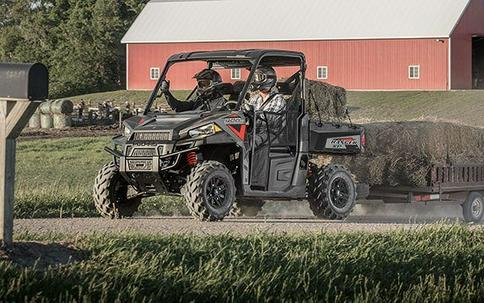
[{"xmin": 0, "ymin": 63, "xmax": 48, "ymax": 101}]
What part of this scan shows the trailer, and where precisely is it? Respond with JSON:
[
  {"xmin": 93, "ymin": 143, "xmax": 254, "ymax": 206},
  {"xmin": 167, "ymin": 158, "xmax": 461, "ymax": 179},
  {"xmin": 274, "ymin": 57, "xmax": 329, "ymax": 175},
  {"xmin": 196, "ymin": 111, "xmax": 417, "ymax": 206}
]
[{"xmin": 367, "ymin": 164, "xmax": 484, "ymax": 223}]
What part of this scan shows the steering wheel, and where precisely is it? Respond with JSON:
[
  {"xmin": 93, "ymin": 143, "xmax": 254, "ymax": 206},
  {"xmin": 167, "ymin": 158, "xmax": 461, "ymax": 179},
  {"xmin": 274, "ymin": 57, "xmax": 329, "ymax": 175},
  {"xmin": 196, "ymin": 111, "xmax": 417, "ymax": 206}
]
[{"xmin": 222, "ymin": 101, "xmax": 239, "ymax": 111}]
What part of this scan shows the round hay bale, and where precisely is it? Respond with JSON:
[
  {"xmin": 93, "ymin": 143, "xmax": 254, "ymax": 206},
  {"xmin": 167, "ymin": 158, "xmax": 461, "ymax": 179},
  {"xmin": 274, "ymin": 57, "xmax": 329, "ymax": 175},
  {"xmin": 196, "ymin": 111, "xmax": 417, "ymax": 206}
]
[
  {"xmin": 51, "ymin": 99, "xmax": 74, "ymax": 115},
  {"xmin": 53, "ymin": 114, "xmax": 72, "ymax": 129},
  {"xmin": 40, "ymin": 113, "xmax": 53, "ymax": 129},
  {"xmin": 28, "ymin": 110, "xmax": 41, "ymax": 128},
  {"xmin": 39, "ymin": 101, "xmax": 53, "ymax": 115}
]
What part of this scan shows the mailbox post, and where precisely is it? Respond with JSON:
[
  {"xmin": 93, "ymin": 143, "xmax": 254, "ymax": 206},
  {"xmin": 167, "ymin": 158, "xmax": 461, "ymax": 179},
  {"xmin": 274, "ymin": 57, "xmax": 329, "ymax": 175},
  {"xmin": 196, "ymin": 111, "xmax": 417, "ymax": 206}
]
[{"xmin": 0, "ymin": 63, "xmax": 48, "ymax": 247}]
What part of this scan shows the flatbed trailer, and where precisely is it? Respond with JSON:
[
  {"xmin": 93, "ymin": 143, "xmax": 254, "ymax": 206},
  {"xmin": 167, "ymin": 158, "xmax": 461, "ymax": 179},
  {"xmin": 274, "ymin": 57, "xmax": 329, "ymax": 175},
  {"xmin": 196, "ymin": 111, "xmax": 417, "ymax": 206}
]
[{"xmin": 367, "ymin": 164, "xmax": 484, "ymax": 223}]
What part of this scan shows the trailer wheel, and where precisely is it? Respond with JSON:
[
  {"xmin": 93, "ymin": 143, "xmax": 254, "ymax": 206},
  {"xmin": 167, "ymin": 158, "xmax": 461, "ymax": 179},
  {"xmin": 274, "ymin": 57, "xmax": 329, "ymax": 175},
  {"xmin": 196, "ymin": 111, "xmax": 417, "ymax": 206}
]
[
  {"xmin": 181, "ymin": 161, "xmax": 236, "ymax": 222},
  {"xmin": 230, "ymin": 199, "xmax": 265, "ymax": 217},
  {"xmin": 307, "ymin": 164, "xmax": 356, "ymax": 220},
  {"xmin": 93, "ymin": 162, "xmax": 142, "ymax": 219},
  {"xmin": 462, "ymin": 192, "xmax": 484, "ymax": 223}
]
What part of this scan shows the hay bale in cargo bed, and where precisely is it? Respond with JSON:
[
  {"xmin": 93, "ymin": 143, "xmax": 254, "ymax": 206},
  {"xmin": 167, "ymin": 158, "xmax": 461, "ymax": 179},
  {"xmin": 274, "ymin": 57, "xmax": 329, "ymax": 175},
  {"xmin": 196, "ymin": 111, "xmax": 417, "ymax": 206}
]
[
  {"xmin": 313, "ymin": 121, "xmax": 484, "ymax": 187},
  {"xmin": 305, "ymin": 79, "xmax": 347, "ymax": 122}
]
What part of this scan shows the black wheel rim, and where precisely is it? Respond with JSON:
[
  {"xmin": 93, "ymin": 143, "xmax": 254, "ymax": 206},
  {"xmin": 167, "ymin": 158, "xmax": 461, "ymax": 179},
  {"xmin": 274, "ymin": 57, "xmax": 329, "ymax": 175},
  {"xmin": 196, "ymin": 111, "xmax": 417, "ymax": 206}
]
[
  {"xmin": 330, "ymin": 177, "xmax": 350, "ymax": 209},
  {"xmin": 205, "ymin": 176, "xmax": 228, "ymax": 209}
]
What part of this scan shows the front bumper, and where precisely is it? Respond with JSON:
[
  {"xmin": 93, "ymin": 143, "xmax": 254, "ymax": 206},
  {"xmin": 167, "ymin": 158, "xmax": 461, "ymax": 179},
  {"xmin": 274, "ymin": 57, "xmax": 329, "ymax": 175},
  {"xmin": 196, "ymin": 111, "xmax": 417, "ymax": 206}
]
[{"xmin": 105, "ymin": 144, "xmax": 197, "ymax": 173}]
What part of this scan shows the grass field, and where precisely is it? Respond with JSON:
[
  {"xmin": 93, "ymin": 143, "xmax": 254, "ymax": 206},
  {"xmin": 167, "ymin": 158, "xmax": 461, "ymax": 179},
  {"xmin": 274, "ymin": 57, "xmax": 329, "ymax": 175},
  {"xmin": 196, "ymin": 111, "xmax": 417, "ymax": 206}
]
[
  {"xmin": 347, "ymin": 90, "xmax": 484, "ymax": 127},
  {"xmin": 2, "ymin": 226, "xmax": 484, "ymax": 302},
  {"xmin": 15, "ymin": 137, "xmax": 187, "ymax": 219}
]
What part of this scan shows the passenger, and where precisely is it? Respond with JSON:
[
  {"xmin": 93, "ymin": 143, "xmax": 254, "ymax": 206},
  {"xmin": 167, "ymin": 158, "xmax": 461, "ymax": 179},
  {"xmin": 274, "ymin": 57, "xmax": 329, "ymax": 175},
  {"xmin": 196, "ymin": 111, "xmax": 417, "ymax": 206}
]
[
  {"xmin": 246, "ymin": 66, "xmax": 286, "ymax": 113},
  {"xmin": 245, "ymin": 66, "xmax": 287, "ymax": 188}
]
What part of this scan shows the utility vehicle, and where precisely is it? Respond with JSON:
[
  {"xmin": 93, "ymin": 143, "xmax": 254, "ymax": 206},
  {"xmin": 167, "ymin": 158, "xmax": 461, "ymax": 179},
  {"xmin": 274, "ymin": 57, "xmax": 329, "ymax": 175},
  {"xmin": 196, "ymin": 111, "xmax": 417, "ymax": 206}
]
[{"xmin": 93, "ymin": 49, "xmax": 366, "ymax": 221}]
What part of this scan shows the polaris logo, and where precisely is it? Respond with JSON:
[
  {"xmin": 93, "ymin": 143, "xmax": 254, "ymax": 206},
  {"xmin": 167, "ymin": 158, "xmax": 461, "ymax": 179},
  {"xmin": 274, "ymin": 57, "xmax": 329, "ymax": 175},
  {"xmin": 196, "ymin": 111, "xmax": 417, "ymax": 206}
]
[{"xmin": 325, "ymin": 135, "xmax": 361, "ymax": 150}]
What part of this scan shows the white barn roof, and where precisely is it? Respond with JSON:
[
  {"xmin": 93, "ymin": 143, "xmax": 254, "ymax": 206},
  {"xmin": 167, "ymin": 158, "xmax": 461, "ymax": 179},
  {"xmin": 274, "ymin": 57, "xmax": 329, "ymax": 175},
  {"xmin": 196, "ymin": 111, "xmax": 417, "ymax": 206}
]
[{"xmin": 122, "ymin": 0, "xmax": 471, "ymax": 44}]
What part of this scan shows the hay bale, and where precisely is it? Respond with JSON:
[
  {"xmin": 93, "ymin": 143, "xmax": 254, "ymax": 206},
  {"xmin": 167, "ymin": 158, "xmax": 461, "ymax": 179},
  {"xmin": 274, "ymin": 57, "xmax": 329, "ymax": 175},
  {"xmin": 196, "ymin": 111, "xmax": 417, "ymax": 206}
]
[
  {"xmin": 51, "ymin": 99, "xmax": 74, "ymax": 115},
  {"xmin": 305, "ymin": 79, "xmax": 347, "ymax": 122},
  {"xmin": 39, "ymin": 101, "xmax": 53, "ymax": 115},
  {"xmin": 28, "ymin": 110, "xmax": 41, "ymax": 128},
  {"xmin": 40, "ymin": 113, "xmax": 53, "ymax": 129},
  {"xmin": 313, "ymin": 121, "xmax": 484, "ymax": 187},
  {"xmin": 53, "ymin": 114, "xmax": 72, "ymax": 129}
]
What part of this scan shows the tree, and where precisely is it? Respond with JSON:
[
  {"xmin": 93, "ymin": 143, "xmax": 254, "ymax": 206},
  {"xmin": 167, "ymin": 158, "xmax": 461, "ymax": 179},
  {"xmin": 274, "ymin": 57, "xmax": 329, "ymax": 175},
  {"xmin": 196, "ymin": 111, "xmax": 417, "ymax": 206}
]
[{"xmin": 0, "ymin": 0, "xmax": 148, "ymax": 97}]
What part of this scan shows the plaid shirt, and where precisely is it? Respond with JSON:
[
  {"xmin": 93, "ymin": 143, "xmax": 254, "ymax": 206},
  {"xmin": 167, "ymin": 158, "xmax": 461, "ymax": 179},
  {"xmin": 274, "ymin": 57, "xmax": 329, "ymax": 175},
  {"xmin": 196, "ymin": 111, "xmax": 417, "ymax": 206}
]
[{"xmin": 247, "ymin": 89, "xmax": 286, "ymax": 113}]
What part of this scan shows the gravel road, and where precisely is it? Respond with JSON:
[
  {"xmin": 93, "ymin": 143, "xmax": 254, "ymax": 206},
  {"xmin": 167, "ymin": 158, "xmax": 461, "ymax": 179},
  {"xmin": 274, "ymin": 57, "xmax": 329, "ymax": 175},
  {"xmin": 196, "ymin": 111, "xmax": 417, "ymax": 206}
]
[{"xmin": 14, "ymin": 215, "xmax": 480, "ymax": 237}]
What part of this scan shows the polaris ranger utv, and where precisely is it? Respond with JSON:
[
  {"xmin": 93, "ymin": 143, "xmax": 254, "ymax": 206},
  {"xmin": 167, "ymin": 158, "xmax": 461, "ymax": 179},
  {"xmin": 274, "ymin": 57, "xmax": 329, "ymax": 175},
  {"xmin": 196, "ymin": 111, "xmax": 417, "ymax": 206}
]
[{"xmin": 93, "ymin": 49, "xmax": 365, "ymax": 221}]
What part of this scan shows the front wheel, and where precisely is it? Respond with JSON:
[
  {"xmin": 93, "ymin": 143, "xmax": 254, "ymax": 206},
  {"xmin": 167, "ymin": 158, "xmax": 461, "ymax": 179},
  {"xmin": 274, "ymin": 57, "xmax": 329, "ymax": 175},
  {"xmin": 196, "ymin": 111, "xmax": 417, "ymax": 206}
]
[
  {"xmin": 307, "ymin": 164, "xmax": 356, "ymax": 220},
  {"xmin": 462, "ymin": 192, "xmax": 484, "ymax": 223},
  {"xmin": 93, "ymin": 162, "xmax": 142, "ymax": 219},
  {"xmin": 182, "ymin": 161, "xmax": 236, "ymax": 222}
]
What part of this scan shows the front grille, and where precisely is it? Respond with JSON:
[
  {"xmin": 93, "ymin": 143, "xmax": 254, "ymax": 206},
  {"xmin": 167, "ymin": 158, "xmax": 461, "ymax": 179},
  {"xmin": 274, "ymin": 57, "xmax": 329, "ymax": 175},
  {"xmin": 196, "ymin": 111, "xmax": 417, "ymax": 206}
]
[
  {"xmin": 127, "ymin": 159, "xmax": 153, "ymax": 171},
  {"xmin": 131, "ymin": 148, "xmax": 157, "ymax": 157},
  {"xmin": 133, "ymin": 132, "xmax": 170, "ymax": 141}
]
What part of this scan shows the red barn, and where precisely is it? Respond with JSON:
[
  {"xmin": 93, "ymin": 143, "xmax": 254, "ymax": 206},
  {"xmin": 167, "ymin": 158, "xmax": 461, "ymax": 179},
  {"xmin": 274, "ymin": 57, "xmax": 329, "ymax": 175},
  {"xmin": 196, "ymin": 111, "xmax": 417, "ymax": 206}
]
[{"xmin": 122, "ymin": 0, "xmax": 484, "ymax": 91}]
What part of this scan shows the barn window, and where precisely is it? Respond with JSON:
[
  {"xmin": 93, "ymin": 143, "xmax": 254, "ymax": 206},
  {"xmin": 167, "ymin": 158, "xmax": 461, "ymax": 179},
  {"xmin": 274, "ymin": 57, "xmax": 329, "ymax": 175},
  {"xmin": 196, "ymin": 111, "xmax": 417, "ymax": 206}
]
[
  {"xmin": 231, "ymin": 68, "xmax": 241, "ymax": 80},
  {"xmin": 409, "ymin": 65, "xmax": 420, "ymax": 80},
  {"xmin": 150, "ymin": 67, "xmax": 160, "ymax": 80},
  {"xmin": 317, "ymin": 66, "xmax": 328, "ymax": 80}
]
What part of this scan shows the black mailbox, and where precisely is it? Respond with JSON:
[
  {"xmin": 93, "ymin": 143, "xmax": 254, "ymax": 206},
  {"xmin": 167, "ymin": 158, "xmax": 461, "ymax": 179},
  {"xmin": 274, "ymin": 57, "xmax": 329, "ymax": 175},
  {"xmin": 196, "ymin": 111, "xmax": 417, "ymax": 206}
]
[{"xmin": 0, "ymin": 63, "xmax": 48, "ymax": 101}]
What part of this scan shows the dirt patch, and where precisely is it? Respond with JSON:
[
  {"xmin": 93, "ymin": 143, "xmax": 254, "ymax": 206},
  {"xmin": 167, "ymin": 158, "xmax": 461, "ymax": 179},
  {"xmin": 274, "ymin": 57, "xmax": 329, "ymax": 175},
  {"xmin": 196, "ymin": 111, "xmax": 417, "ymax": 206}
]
[
  {"xmin": 0, "ymin": 241, "xmax": 86, "ymax": 270},
  {"xmin": 313, "ymin": 121, "xmax": 484, "ymax": 187},
  {"xmin": 20, "ymin": 125, "xmax": 119, "ymax": 141}
]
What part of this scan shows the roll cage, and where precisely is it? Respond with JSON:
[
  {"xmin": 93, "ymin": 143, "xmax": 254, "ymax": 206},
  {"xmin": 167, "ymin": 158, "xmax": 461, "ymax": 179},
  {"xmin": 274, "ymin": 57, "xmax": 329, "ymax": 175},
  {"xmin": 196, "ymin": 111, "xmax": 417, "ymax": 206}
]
[{"xmin": 144, "ymin": 49, "xmax": 307, "ymax": 115}]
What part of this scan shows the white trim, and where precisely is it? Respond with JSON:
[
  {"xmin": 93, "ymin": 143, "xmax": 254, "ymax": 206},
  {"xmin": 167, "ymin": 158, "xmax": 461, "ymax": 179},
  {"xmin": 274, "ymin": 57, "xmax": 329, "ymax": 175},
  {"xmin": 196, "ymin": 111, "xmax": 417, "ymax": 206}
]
[
  {"xmin": 150, "ymin": 67, "xmax": 160, "ymax": 80},
  {"xmin": 408, "ymin": 65, "xmax": 420, "ymax": 80},
  {"xmin": 121, "ymin": 36, "xmax": 452, "ymax": 44},
  {"xmin": 448, "ymin": 38, "xmax": 452, "ymax": 90},
  {"xmin": 317, "ymin": 66, "xmax": 328, "ymax": 80},
  {"xmin": 231, "ymin": 68, "xmax": 241, "ymax": 80},
  {"xmin": 126, "ymin": 44, "xmax": 129, "ymax": 90}
]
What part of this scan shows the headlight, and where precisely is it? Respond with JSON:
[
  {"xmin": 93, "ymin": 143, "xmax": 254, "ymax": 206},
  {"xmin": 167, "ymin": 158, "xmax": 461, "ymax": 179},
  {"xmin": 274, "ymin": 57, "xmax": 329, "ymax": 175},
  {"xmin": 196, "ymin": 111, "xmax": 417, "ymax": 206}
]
[
  {"xmin": 123, "ymin": 126, "xmax": 132, "ymax": 138},
  {"xmin": 188, "ymin": 124, "xmax": 222, "ymax": 138}
]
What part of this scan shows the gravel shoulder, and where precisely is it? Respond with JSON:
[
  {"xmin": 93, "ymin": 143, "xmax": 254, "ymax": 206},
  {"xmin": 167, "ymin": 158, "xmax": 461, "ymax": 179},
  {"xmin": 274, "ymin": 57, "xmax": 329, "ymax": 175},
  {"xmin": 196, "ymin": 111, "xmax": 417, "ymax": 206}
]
[{"xmin": 14, "ymin": 216, "xmax": 482, "ymax": 237}]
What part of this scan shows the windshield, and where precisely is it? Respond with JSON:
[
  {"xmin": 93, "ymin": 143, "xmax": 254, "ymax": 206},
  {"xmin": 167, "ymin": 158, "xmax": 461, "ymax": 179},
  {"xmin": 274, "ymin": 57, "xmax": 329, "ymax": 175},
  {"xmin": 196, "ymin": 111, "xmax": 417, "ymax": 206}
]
[{"xmin": 147, "ymin": 59, "xmax": 254, "ymax": 114}]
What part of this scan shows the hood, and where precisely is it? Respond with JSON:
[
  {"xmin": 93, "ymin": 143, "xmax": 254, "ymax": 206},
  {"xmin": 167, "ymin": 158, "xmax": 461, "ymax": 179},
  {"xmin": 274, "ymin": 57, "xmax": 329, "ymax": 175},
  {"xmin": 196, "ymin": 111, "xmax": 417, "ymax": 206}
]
[{"xmin": 124, "ymin": 112, "xmax": 229, "ymax": 140}]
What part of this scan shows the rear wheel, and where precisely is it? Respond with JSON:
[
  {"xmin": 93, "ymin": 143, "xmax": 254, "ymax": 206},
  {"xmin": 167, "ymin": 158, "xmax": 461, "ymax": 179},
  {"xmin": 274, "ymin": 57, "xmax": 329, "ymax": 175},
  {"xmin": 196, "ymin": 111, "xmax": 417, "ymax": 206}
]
[
  {"xmin": 182, "ymin": 161, "xmax": 236, "ymax": 221},
  {"xmin": 307, "ymin": 164, "xmax": 356, "ymax": 220},
  {"xmin": 93, "ymin": 162, "xmax": 142, "ymax": 219},
  {"xmin": 462, "ymin": 192, "xmax": 484, "ymax": 223}
]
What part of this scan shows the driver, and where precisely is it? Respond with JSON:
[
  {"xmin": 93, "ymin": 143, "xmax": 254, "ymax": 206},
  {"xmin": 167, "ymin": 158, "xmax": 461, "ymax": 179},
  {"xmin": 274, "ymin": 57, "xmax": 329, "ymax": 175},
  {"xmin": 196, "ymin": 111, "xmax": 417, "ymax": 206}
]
[{"xmin": 161, "ymin": 69, "xmax": 227, "ymax": 112}]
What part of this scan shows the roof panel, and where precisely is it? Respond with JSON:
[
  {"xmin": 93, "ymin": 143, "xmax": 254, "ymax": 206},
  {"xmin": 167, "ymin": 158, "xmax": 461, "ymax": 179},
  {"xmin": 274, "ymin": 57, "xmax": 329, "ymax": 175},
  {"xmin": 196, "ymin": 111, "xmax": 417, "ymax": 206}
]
[{"xmin": 122, "ymin": 0, "xmax": 471, "ymax": 43}]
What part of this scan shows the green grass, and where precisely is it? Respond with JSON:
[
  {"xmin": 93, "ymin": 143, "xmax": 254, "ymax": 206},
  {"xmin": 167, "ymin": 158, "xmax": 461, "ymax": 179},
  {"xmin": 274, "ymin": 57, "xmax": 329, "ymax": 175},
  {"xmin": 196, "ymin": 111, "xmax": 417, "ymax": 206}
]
[
  {"xmin": 15, "ymin": 137, "xmax": 187, "ymax": 218},
  {"xmin": 3, "ymin": 226, "xmax": 484, "ymax": 302},
  {"xmin": 347, "ymin": 90, "xmax": 484, "ymax": 127}
]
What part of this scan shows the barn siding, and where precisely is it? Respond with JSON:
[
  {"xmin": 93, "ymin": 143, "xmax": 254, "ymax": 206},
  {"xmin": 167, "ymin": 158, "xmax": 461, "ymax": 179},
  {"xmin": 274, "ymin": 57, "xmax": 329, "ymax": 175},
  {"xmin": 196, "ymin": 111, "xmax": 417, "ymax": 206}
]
[
  {"xmin": 127, "ymin": 39, "xmax": 449, "ymax": 91},
  {"xmin": 451, "ymin": 0, "xmax": 484, "ymax": 89}
]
